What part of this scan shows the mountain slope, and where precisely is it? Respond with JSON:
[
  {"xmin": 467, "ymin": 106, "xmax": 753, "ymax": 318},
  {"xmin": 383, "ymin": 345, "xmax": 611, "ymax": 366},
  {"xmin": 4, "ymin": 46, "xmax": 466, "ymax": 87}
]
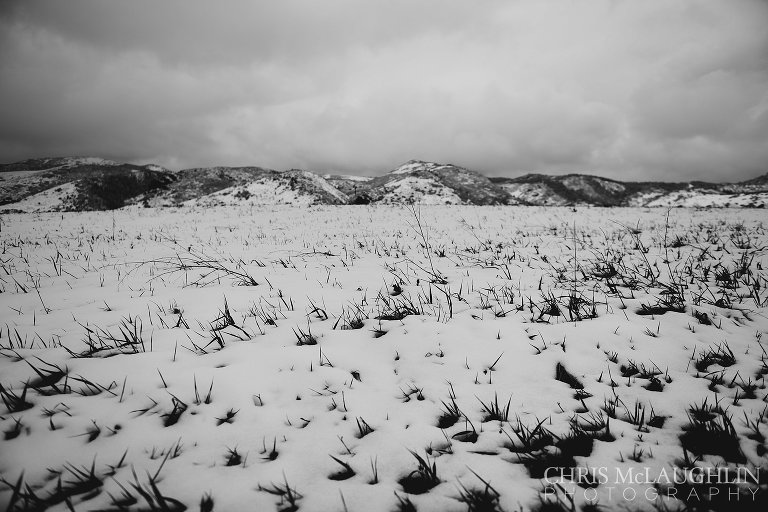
[
  {"xmin": 1, "ymin": 156, "xmax": 766, "ymax": 209},
  {"xmin": 323, "ymin": 174, "xmax": 373, "ymax": 199},
  {"xmin": 140, "ymin": 166, "xmax": 273, "ymax": 206},
  {"xmin": 142, "ymin": 167, "xmax": 347, "ymax": 207},
  {"xmin": 491, "ymin": 173, "xmax": 768, "ymax": 207},
  {"xmin": 0, "ymin": 157, "xmax": 176, "ymax": 212},
  {"xmin": 357, "ymin": 160, "xmax": 511, "ymax": 205},
  {"xmin": 0, "ymin": 159, "xmax": 348, "ymax": 210}
]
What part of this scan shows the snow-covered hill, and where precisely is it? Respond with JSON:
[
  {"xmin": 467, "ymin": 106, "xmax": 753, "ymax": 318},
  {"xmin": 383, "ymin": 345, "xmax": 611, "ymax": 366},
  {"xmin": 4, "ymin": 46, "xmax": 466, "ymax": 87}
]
[
  {"xmin": 0, "ymin": 157, "xmax": 175, "ymax": 211},
  {"xmin": 1, "ymin": 156, "xmax": 766, "ymax": 210},
  {"xmin": 492, "ymin": 173, "xmax": 768, "ymax": 208},
  {"xmin": 168, "ymin": 168, "xmax": 348, "ymax": 207},
  {"xmin": 142, "ymin": 167, "xmax": 347, "ymax": 207},
  {"xmin": 359, "ymin": 160, "xmax": 511, "ymax": 205}
]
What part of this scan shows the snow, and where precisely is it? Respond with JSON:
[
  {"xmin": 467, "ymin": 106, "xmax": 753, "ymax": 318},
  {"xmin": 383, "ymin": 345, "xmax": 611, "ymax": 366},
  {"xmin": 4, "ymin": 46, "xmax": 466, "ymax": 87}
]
[
  {"xmin": 0, "ymin": 182, "xmax": 78, "ymax": 212},
  {"xmin": 185, "ymin": 180, "xmax": 318, "ymax": 207},
  {"xmin": 501, "ymin": 182, "xmax": 571, "ymax": 206},
  {"xmin": 179, "ymin": 172, "xmax": 347, "ymax": 207},
  {"xmin": 501, "ymin": 181, "xmax": 768, "ymax": 208},
  {"xmin": 0, "ymin": 206, "xmax": 766, "ymax": 511},
  {"xmin": 562, "ymin": 176, "xmax": 626, "ymax": 195},
  {"xmin": 1, "ymin": 170, "xmax": 56, "ymax": 180},
  {"xmin": 0, "ymin": 158, "xmax": 120, "ymax": 181},
  {"xmin": 625, "ymin": 189, "xmax": 768, "ymax": 208},
  {"xmin": 379, "ymin": 177, "xmax": 464, "ymax": 204},
  {"xmin": 324, "ymin": 174, "xmax": 373, "ymax": 182},
  {"xmin": 596, "ymin": 179, "xmax": 626, "ymax": 194},
  {"xmin": 390, "ymin": 161, "xmax": 443, "ymax": 175},
  {"xmin": 284, "ymin": 170, "xmax": 348, "ymax": 203},
  {"xmin": 644, "ymin": 190, "xmax": 768, "ymax": 208},
  {"xmin": 69, "ymin": 157, "xmax": 120, "ymax": 166},
  {"xmin": 143, "ymin": 164, "xmax": 167, "ymax": 172}
]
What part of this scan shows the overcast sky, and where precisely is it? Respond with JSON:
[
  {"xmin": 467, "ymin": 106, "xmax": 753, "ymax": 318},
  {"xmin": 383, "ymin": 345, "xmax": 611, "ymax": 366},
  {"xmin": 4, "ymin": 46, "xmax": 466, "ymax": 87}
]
[{"xmin": 0, "ymin": 0, "xmax": 766, "ymax": 181}]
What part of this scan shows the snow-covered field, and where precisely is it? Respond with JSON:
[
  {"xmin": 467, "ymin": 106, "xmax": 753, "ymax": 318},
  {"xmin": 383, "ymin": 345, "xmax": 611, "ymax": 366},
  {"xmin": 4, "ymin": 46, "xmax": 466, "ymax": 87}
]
[{"xmin": 1, "ymin": 206, "xmax": 766, "ymax": 512}]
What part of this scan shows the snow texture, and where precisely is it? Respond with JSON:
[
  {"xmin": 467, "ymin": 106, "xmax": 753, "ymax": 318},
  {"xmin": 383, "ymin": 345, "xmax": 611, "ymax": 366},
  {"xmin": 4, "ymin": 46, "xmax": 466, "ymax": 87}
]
[{"xmin": 0, "ymin": 206, "xmax": 766, "ymax": 511}]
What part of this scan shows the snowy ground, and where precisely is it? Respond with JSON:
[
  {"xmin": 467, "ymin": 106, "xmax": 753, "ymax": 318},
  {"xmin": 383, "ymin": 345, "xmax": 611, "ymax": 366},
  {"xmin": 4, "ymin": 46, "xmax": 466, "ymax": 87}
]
[{"xmin": 1, "ymin": 206, "xmax": 766, "ymax": 512}]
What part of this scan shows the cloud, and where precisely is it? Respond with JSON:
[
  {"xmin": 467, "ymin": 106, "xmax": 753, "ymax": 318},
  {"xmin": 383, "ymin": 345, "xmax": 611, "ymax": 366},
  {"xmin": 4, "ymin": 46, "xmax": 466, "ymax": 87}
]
[{"xmin": 1, "ymin": 0, "xmax": 766, "ymax": 181}]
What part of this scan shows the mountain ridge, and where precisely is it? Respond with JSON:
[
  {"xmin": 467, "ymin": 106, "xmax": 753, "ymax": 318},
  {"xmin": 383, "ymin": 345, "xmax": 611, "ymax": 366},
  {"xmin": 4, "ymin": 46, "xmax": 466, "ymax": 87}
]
[{"xmin": 1, "ymin": 156, "xmax": 766, "ymax": 211}]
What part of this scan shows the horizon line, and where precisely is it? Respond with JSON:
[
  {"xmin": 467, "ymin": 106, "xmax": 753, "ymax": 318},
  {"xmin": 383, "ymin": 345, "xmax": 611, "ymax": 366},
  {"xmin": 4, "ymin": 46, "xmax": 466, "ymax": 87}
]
[{"xmin": 1, "ymin": 154, "xmax": 765, "ymax": 185}]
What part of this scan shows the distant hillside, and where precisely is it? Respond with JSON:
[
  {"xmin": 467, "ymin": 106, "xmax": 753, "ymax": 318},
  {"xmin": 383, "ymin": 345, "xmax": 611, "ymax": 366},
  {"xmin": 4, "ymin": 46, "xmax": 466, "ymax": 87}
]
[
  {"xmin": 323, "ymin": 174, "xmax": 373, "ymax": 199},
  {"xmin": 1, "ymin": 156, "xmax": 766, "ymax": 210},
  {"xmin": 490, "ymin": 173, "xmax": 768, "ymax": 208},
  {"xmin": 142, "ymin": 167, "xmax": 347, "ymax": 207},
  {"xmin": 0, "ymin": 157, "xmax": 176, "ymax": 212},
  {"xmin": 349, "ymin": 160, "xmax": 511, "ymax": 205}
]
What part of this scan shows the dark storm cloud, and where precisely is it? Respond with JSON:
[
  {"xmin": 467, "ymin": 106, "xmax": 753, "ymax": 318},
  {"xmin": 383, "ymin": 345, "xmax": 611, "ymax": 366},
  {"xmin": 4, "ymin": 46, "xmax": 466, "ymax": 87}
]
[{"xmin": 1, "ymin": 0, "xmax": 766, "ymax": 181}]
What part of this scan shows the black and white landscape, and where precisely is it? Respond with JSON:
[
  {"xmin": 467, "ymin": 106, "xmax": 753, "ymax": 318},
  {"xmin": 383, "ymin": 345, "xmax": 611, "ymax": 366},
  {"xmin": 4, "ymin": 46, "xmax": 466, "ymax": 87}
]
[
  {"xmin": 1, "ymin": 2, "xmax": 767, "ymax": 512},
  {"xmin": 2, "ymin": 156, "xmax": 768, "ymax": 211}
]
